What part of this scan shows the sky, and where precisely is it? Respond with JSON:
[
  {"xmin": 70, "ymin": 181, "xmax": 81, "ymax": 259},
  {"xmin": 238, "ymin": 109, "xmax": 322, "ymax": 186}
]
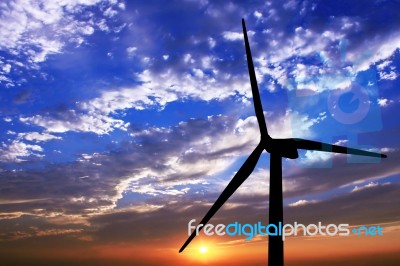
[{"xmin": 0, "ymin": 0, "xmax": 400, "ymax": 265}]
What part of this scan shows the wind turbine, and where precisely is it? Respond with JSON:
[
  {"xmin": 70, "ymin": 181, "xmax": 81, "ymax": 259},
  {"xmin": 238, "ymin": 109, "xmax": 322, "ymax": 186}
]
[{"xmin": 179, "ymin": 18, "xmax": 387, "ymax": 266}]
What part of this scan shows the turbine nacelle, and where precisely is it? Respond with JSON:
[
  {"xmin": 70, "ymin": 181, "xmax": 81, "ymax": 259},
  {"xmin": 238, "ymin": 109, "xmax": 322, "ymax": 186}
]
[{"xmin": 264, "ymin": 138, "xmax": 299, "ymax": 159}]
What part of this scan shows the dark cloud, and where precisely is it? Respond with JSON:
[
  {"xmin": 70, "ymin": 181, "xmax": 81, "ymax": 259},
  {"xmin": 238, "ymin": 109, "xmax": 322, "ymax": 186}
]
[
  {"xmin": 0, "ymin": 114, "xmax": 247, "ymax": 216},
  {"xmin": 78, "ymin": 182, "xmax": 400, "ymax": 245},
  {"xmin": 284, "ymin": 149, "xmax": 400, "ymax": 198},
  {"xmin": 285, "ymin": 182, "xmax": 400, "ymax": 225},
  {"xmin": 13, "ymin": 90, "xmax": 32, "ymax": 105}
]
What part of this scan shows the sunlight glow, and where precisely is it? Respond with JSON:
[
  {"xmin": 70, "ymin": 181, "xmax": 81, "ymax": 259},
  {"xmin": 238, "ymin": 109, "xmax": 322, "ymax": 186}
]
[{"xmin": 199, "ymin": 246, "xmax": 208, "ymax": 254}]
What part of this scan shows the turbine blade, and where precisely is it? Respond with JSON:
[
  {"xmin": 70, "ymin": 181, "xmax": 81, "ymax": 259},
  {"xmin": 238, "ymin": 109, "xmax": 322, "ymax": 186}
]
[
  {"xmin": 242, "ymin": 18, "xmax": 269, "ymax": 138},
  {"xmin": 179, "ymin": 142, "xmax": 264, "ymax": 253},
  {"xmin": 294, "ymin": 138, "xmax": 387, "ymax": 158}
]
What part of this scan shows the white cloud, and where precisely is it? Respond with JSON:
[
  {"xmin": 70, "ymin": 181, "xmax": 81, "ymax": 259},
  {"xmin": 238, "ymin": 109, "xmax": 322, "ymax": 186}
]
[
  {"xmin": 129, "ymin": 183, "xmax": 190, "ymax": 196},
  {"xmin": 380, "ymin": 147, "xmax": 395, "ymax": 153},
  {"xmin": 301, "ymin": 150, "xmax": 332, "ymax": 164},
  {"xmin": 118, "ymin": 2, "xmax": 126, "ymax": 10},
  {"xmin": 377, "ymin": 98, "xmax": 389, "ymax": 107},
  {"xmin": 0, "ymin": 140, "xmax": 43, "ymax": 162},
  {"xmin": 264, "ymin": 109, "xmax": 322, "ymax": 139},
  {"xmin": 224, "ymin": 168, "xmax": 270, "ymax": 197},
  {"xmin": 20, "ymin": 111, "xmax": 129, "ymax": 135},
  {"xmin": 183, "ymin": 53, "xmax": 194, "ymax": 64},
  {"xmin": 116, "ymin": 111, "xmax": 317, "ymax": 205},
  {"xmin": 230, "ymin": 168, "xmax": 300, "ymax": 197},
  {"xmin": 222, "ymin": 31, "xmax": 243, "ymax": 41},
  {"xmin": 334, "ymin": 139, "xmax": 348, "ymax": 146},
  {"xmin": 126, "ymin": 46, "xmax": 137, "ymax": 56},
  {"xmin": 103, "ymin": 7, "xmax": 118, "ymax": 17},
  {"xmin": 283, "ymin": 0, "xmax": 298, "ymax": 10},
  {"xmin": 129, "ymin": 204, "xmax": 164, "ymax": 213},
  {"xmin": 80, "ymin": 25, "xmax": 95, "ymax": 35},
  {"xmin": 223, "ymin": 30, "xmax": 255, "ymax": 42},
  {"xmin": 376, "ymin": 60, "xmax": 392, "ymax": 70},
  {"xmin": 80, "ymin": 68, "xmax": 251, "ymax": 116},
  {"xmin": 351, "ymin": 181, "xmax": 379, "ymax": 192},
  {"xmin": 254, "ymin": 10, "xmax": 262, "ymax": 19},
  {"xmin": 97, "ymin": 18, "xmax": 110, "ymax": 32},
  {"xmin": 18, "ymin": 132, "xmax": 62, "ymax": 142},
  {"xmin": 2, "ymin": 64, "xmax": 11, "ymax": 73},
  {"xmin": 377, "ymin": 98, "xmax": 395, "ymax": 107},
  {"xmin": 289, "ymin": 199, "xmax": 318, "ymax": 207},
  {"xmin": 376, "ymin": 60, "xmax": 398, "ymax": 81},
  {"xmin": 255, "ymin": 31, "xmax": 361, "ymax": 93},
  {"xmin": 352, "ymin": 33, "xmax": 400, "ymax": 72},
  {"xmin": 31, "ymin": 38, "xmax": 64, "ymax": 63},
  {"xmin": 208, "ymin": 37, "xmax": 216, "ymax": 48},
  {"xmin": 379, "ymin": 71, "xmax": 398, "ymax": 81},
  {"xmin": 0, "ymin": 0, "xmax": 117, "ymax": 78},
  {"xmin": 251, "ymin": 16, "xmax": 399, "ymax": 93}
]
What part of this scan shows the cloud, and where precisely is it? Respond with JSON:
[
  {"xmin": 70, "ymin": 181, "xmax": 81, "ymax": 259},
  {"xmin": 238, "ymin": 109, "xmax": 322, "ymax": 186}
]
[
  {"xmin": 20, "ymin": 110, "xmax": 129, "ymax": 135},
  {"xmin": 351, "ymin": 181, "xmax": 380, "ymax": 192},
  {"xmin": 223, "ymin": 31, "xmax": 244, "ymax": 41},
  {"xmin": 2, "ymin": 0, "xmax": 399, "ymax": 105},
  {"xmin": 129, "ymin": 183, "xmax": 190, "ymax": 196},
  {"xmin": 265, "ymin": 109, "xmax": 325, "ymax": 139},
  {"xmin": 285, "ymin": 182, "xmax": 400, "ymax": 225},
  {"xmin": 334, "ymin": 139, "xmax": 348, "ymax": 146},
  {"xmin": 301, "ymin": 150, "xmax": 332, "ymax": 165},
  {"xmin": 18, "ymin": 132, "xmax": 62, "ymax": 142},
  {"xmin": 1, "ymin": 107, "xmax": 322, "ymax": 218},
  {"xmin": 126, "ymin": 46, "xmax": 137, "ymax": 57},
  {"xmin": 254, "ymin": 10, "xmax": 262, "ymax": 19},
  {"xmin": 379, "ymin": 70, "xmax": 398, "ymax": 81},
  {"xmin": 75, "ymin": 182, "xmax": 400, "ymax": 247},
  {"xmin": 35, "ymin": 228, "xmax": 82, "ymax": 237},
  {"xmin": 377, "ymin": 59, "xmax": 392, "ymax": 70},
  {"xmin": 20, "ymin": 66, "xmax": 251, "ymax": 135},
  {"xmin": 0, "ymin": 131, "xmax": 62, "ymax": 162},
  {"xmin": 377, "ymin": 98, "xmax": 389, "ymax": 107},
  {"xmin": 288, "ymin": 199, "xmax": 318, "ymax": 207},
  {"xmin": 2, "ymin": 64, "xmax": 11, "ymax": 73},
  {"xmin": 285, "ymin": 149, "xmax": 400, "ymax": 199},
  {"xmin": 223, "ymin": 30, "xmax": 255, "ymax": 42},
  {"xmin": 208, "ymin": 37, "xmax": 216, "ymax": 48},
  {"xmin": 0, "ymin": 115, "xmax": 241, "ymax": 216},
  {"xmin": 27, "ymin": 0, "xmax": 393, "ymax": 121},
  {"xmin": 225, "ymin": 167, "xmax": 301, "ymax": 199},
  {"xmin": 0, "ymin": 0, "xmax": 124, "ymax": 82},
  {"xmin": 0, "ymin": 140, "xmax": 43, "ymax": 162},
  {"xmin": 236, "ymin": 2, "xmax": 400, "ymax": 94},
  {"xmin": 380, "ymin": 147, "xmax": 396, "ymax": 153}
]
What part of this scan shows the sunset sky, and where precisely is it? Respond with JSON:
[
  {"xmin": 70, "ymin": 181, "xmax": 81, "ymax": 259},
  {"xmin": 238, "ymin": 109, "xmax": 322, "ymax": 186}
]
[{"xmin": 1, "ymin": 0, "xmax": 400, "ymax": 265}]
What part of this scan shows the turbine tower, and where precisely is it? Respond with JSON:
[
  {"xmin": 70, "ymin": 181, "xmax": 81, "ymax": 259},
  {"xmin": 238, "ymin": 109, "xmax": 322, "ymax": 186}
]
[{"xmin": 179, "ymin": 18, "xmax": 387, "ymax": 266}]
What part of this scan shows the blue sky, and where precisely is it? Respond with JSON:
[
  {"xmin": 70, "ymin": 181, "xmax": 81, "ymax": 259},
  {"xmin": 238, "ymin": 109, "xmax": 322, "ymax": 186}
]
[{"xmin": 0, "ymin": 0, "xmax": 399, "ymax": 264}]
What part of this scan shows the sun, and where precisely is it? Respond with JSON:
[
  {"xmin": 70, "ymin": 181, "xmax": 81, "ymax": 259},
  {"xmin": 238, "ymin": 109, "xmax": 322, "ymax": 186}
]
[{"xmin": 199, "ymin": 246, "xmax": 208, "ymax": 254}]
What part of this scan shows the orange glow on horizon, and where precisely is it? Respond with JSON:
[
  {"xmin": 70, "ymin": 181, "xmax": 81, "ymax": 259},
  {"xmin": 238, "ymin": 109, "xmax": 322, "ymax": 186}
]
[{"xmin": 1, "ymin": 225, "xmax": 399, "ymax": 265}]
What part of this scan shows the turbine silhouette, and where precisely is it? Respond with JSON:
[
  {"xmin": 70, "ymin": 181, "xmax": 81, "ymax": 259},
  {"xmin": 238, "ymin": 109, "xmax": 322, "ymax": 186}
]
[{"xmin": 179, "ymin": 19, "xmax": 387, "ymax": 266}]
